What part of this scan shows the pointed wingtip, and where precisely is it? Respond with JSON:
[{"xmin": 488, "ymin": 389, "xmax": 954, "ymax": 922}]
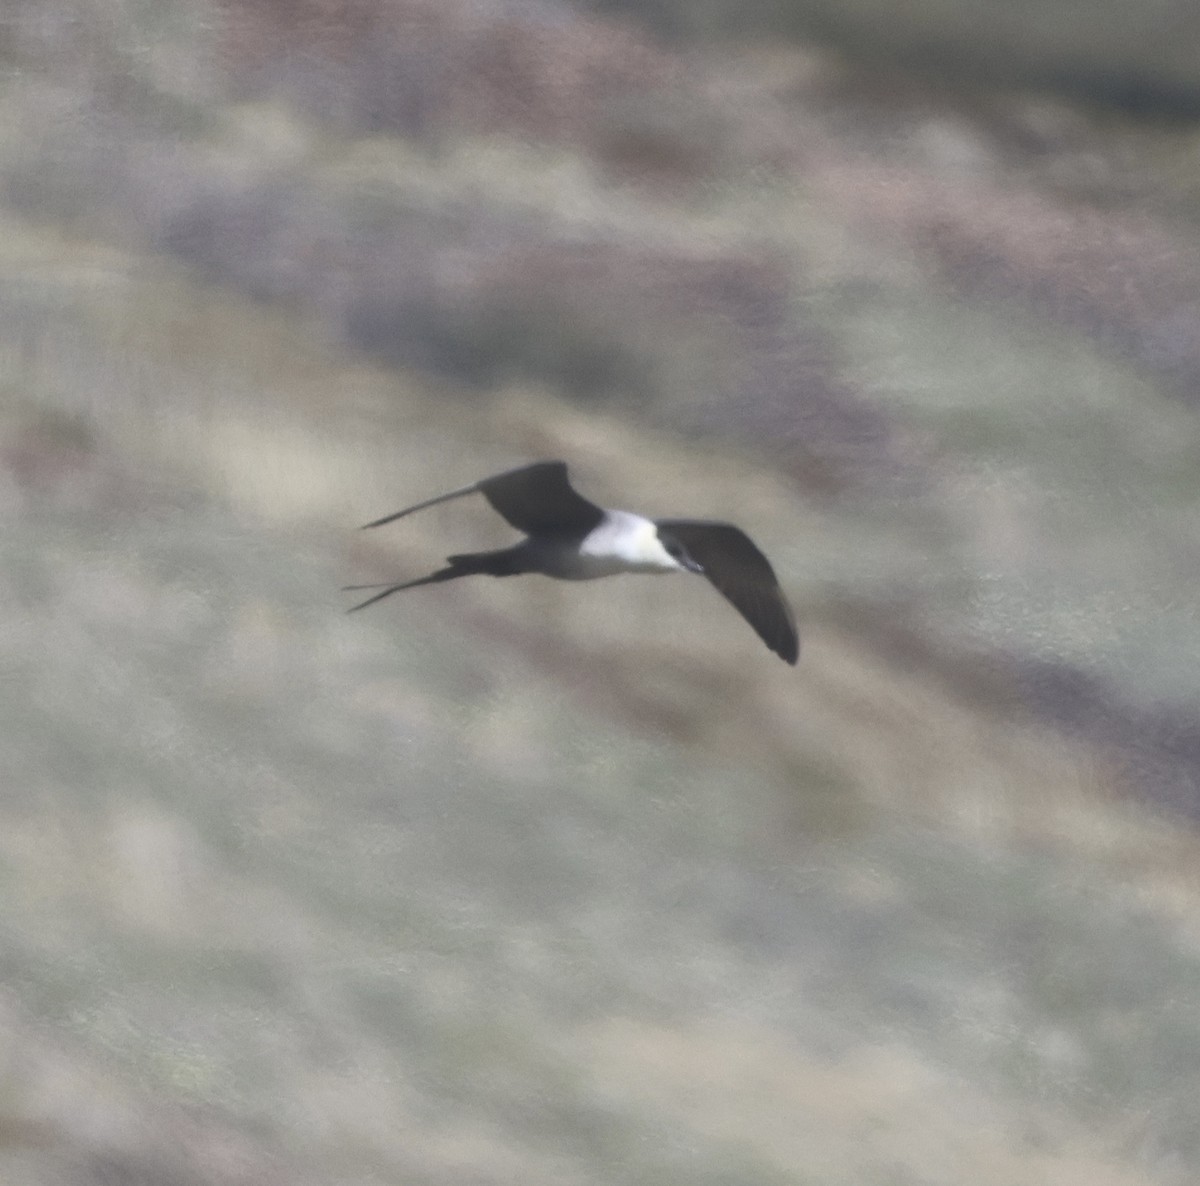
[{"xmin": 776, "ymin": 628, "xmax": 800, "ymax": 665}]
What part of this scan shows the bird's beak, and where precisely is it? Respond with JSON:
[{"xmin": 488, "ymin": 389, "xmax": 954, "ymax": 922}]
[{"xmin": 682, "ymin": 555, "xmax": 705, "ymax": 574}]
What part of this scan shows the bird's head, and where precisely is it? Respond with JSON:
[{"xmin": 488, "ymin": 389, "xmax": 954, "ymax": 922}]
[{"xmin": 656, "ymin": 528, "xmax": 704, "ymax": 574}]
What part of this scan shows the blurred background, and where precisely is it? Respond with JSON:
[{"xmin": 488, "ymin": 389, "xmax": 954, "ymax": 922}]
[{"xmin": 3, "ymin": 1, "xmax": 1200, "ymax": 1182}]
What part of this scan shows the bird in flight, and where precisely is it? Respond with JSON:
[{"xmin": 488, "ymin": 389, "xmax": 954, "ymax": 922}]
[{"xmin": 346, "ymin": 461, "xmax": 798, "ymax": 663}]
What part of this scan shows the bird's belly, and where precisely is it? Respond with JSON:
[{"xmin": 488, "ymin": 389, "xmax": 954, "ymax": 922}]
[
  {"xmin": 536, "ymin": 549, "xmax": 671, "ymax": 580},
  {"xmin": 525, "ymin": 521, "xmax": 680, "ymax": 580},
  {"xmin": 543, "ymin": 551, "xmax": 630, "ymax": 580}
]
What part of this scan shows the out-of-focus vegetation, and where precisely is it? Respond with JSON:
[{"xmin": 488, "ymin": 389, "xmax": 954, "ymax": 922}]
[{"xmin": 4, "ymin": 1, "xmax": 1200, "ymax": 1183}]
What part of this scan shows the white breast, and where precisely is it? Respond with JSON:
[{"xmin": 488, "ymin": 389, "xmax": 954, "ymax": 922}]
[{"xmin": 575, "ymin": 511, "xmax": 681, "ymax": 576}]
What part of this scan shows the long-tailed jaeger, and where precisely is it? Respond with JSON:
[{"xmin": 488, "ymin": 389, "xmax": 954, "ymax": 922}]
[{"xmin": 346, "ymin": 460, "xmax": 798, "ymax": 664}]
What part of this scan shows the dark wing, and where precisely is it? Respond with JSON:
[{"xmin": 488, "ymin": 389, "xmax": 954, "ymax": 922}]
[
  {"xmin": 361, "ymin": 461, "xmax": 604, "ymax": 535},
  {"xmin": 478, "ymin": 461, "xmax": 605, "ymax": 534},
  {"xmin": 657, "ymin": 519, "xmax": 798, "ymax": 664}
]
